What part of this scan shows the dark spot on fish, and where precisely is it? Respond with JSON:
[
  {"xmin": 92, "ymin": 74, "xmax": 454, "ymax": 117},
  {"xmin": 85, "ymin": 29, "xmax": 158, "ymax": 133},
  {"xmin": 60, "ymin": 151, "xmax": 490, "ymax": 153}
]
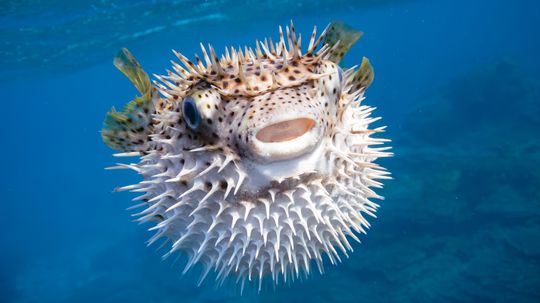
[{"xmin": 220, "ymin": 181, "xmax": 227, "ymax": 190}]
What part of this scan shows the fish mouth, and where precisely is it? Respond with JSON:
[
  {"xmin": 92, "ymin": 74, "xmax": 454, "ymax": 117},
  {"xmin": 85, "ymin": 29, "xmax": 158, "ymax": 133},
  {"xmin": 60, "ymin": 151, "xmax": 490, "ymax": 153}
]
[
  {"xmin": 250, "ymin": 117, "xmax": 322, "ymax": 162},
  {"xmin": 256, "ymin": 118, "xmax": 316, "ymax": 143}
]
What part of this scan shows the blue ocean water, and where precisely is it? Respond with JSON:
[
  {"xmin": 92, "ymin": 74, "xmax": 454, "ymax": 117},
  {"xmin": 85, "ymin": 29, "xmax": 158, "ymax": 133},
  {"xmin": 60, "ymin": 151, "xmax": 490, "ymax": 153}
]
[{"xmin": 2, "ymin": 0, "xmax": 540, "ymax": 302}]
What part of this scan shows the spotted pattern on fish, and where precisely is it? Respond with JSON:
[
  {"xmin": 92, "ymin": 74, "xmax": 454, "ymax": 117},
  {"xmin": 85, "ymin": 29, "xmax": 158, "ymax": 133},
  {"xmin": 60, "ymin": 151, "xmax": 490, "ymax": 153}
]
[{"xmin": 102, "ymin": 21, "xmax": 392, "ymax": 292}]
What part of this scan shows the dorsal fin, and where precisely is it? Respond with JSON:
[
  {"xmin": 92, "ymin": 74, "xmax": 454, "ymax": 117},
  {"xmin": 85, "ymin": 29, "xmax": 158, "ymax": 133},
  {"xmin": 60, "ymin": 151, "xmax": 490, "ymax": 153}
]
[
  {"xmin": 323, "ymin": 21, "xmax": 363, "ymax": 64},
  {"xmin": 349, "ymin": 57, "xmax": 375, "ymax": 93},
  {"xmin": 101, "ymin": 48, "xmax": 156, "ymax": 152}
]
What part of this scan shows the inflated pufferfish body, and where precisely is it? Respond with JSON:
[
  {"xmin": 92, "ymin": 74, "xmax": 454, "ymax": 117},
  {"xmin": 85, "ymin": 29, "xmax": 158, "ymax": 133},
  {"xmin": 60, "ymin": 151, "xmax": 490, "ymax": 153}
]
[{"xmin": 102, "ymin": 21, "xmax": 392, "ymax": 291}]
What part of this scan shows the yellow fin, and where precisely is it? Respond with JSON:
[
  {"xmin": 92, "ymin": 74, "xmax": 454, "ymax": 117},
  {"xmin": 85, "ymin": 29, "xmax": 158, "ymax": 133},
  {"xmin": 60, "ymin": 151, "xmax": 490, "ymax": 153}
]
[
  {"xmin": 323, "ymin": 21, "xmax": 363, "ymax": 64},
  {"xmin": 350, "ymin": 57, "xmax": 375, "ymax": 92},
  {"xmin": 101, "ymin": 48, "xmax": 156, "ymax": 152}
]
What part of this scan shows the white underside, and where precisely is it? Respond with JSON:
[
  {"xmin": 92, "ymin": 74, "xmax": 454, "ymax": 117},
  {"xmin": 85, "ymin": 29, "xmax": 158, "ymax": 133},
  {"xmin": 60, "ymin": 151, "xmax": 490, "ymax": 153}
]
[{"xmin": 113, "ymin": 101, "xmax": 391, "ymax": 292}]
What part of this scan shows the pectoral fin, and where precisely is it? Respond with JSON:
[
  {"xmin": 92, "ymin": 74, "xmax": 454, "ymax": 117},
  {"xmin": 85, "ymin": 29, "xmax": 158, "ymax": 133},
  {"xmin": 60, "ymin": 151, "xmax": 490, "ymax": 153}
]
[
  {"xmin": 323, "ymin": 21, "xmax": 363, "ymax": 64},
  {"xmin": 349, "ymin": 57, "xmax": 375, "ymax": 93},
  {"xmin": 101, "ymin": 48, "xmax": 156, "ymax": 152}
]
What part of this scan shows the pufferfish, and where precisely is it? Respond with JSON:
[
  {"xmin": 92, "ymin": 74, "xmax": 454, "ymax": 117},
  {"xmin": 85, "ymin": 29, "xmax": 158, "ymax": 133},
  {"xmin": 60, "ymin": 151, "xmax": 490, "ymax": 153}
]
[{"xmin": 102, "ymin": 21, "xmax": 392, "ymax": 291}]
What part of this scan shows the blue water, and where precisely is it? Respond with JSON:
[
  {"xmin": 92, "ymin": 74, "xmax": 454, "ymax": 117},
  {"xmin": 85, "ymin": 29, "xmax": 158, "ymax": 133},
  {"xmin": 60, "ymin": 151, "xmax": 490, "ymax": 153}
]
[{"xmin": 2, "ymin": 0, "xmax": 540, "ymax": 302}]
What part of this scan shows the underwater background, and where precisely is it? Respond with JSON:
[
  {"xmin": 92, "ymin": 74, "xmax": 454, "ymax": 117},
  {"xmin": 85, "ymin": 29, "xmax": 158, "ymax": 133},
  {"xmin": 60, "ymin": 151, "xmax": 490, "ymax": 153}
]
[{"xmin": 2, "ymin": 0, "xmax": 540, "ymax": 302}]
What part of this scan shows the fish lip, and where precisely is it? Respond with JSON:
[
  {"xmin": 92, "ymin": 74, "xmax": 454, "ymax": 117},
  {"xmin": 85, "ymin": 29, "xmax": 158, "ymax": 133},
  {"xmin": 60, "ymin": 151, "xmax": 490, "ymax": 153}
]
[
  {"xmin": 249, "ymin": 117, "xmax": 322, "ymax": 162},
  {"xmin": 255, "ymin": 117, "xmax": 316, "ymax": 143}
]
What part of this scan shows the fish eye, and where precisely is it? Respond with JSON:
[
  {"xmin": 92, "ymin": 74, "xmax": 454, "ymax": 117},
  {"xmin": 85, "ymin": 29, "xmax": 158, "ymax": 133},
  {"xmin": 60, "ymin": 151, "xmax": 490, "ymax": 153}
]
[{"xmin": 182, "ymin": 97, "xmax": 201, "ymax": 130}]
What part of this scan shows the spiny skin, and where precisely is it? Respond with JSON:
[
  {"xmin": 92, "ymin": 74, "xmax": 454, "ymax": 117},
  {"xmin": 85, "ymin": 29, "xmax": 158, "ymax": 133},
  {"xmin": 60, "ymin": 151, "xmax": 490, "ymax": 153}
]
[{"xmin": 103, "ymin": 21, "xmax": 392, "ymax": 292}]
